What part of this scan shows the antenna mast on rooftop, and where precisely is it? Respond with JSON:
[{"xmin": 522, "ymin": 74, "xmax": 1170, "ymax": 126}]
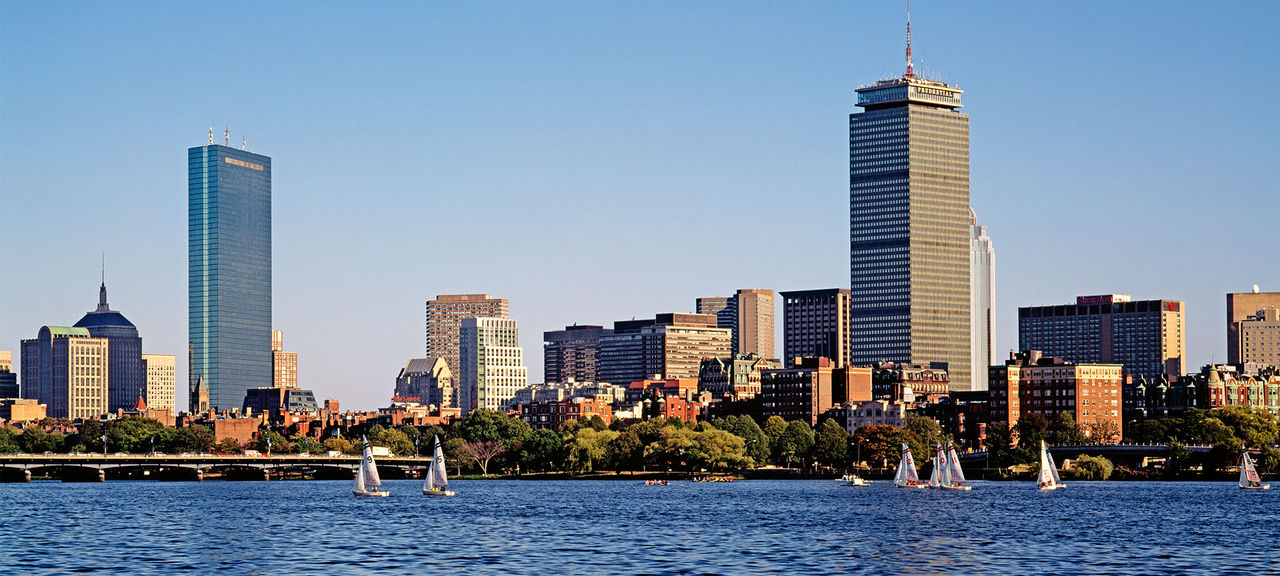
[{"xmin": 905, "ymin": 0, "xmax": 915, "ymax": 78}]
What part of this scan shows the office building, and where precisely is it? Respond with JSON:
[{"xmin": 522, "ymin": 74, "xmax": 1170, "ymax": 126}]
[
  {"xmin": 426, "ymin": 294, "xmax": 509, "ymax": 375},
  {"xmin": 596, "ymin": 319, "xmax": 654, "ymax": 385},
  {"xmin": 696, "ymin": 290, "xmax": 775, "ymax": 358},
  {"xmin": 189, "ymin": 140, "xmax": 273, "ymax": 411},
  {"xmin": 970, "ymin": 209, "xmax": 995, "ymax": 391},
  {"xmin": 1227, "ymin": 290, "xmax": 1280, "ymax": 364},
  {"xmin": 394, "ymin": 357, "xmax": 455, "ymax": 408},
  {"xmin": 20, "ymin": 327, "xmax": 110, "ymax": 419},
  {"xmin": 640, "ymin": 314, "xmax": 732, "ymax": 381},
  {"xmin": 780, "ymin": 289, "xmax": 852, "ymax": 368},
  {"xmin": 1018, "ymin": 294, "xmax": 1185, "ymax": 380},
  {"xmin": 543, "ymin": 325, "xmax": 612, "ymax": 383},
  {"xmin": 989, "ymin": 351, "xmax": 1124, "ymax": 442},
  {"xmin": 0, "ymin": 351, "xmax": 16, "ymax": 398},
  {"xmin": 271, "ymin": 330, "xmax": 298, "ymax": 390},
  {"xmin": 520, "ymin": 397, "xmax": 614, "ymax": 431},
  {"xmin": 459, "ymin": 317, "xmax": 528, "ymax": 413},
  {"xmin": 142, "ymin": 354, "xmax": 176, "ymax": 413},
  {"xmin": 73, "ymin": 282, "xmax": 145, "ymax": 412},
  {"xmin": 850, "ymin": 21, "xmax": 971, "ymax": 390},
  {"xmin": 1236, "ymin": 306, "xmax": 1280, "ymax": 367}
]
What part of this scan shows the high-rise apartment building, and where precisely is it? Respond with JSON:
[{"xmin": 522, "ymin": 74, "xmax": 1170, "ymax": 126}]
[
  {"xmin": 1228, "ymin": 290, "xmax": 1280, "ymax": 364},
  {"xmin": 698, "ymin": 290, "xmax": 775, "ymax": 359},
  {"xmin": 780, "ymin": 289, "xmax": 853, "ymax": 368},
  {"xmin": 189, "ymin": 141, "xmax": 273, "ymax": 411},
  {"xmin": 969, "ymin": 210, "xmax": 995, "ymax": 391},
  {"xmin": 640, "ymin": 314, "xmax": 732, "ymax": 381},
  {"xmin": 142, "ymin": 354, "xmax": 176, "ymax": 413},
  {"xmin": 1238, "ymin": 308, "xmax": 1280, "ymax": 367},
  {"xmin": 20, "ymin": 327, "xmax": 109, "ymax": 419},
  {"xmin": 74, "ymin": 282, "xmax": 144, "ymax": 411},
  {"xmin": 426, "ymin": 294, "xmax": 509, "ymax": 375},
  {"xmin": 459, "ymin": 317, "xmax": 527, "ymax": 413},
  {"xmin": 543, "ymin": 325, "xmax": 612, "ymax": 383},
  {"xmin": 1018, "ymin": 295, "xmax": 1185, "ymax": 380},
  {"xmin": 271, "ymin": 330, "xmax": 298, "ymax": 390},
  {"xmin": 850, "ymin": 20, "xmax": 971, "ymax": 390}
]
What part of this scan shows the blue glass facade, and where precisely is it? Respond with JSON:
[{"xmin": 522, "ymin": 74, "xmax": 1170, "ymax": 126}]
[{"xmin": 189, "ymin": 145, "xmax": 272, "ymax": 412}]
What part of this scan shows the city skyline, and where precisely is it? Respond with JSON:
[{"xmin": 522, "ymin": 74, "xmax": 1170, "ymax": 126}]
[{"xmin": 3, "ymin": 2, "xmax": 1279, "ymax": 411}]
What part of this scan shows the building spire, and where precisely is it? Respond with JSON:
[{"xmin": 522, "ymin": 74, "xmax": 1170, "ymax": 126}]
[
  {"xmin": 98, "ymin": 253, "xmax": 109, "ymax": 312},
  {"xmin": 905, "ymin": 0, "xmax": 915, "ymax": 78}
]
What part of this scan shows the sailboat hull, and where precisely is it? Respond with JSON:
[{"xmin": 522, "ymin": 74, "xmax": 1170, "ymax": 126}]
[
  {"xmin": 354, "ymin": 489, "xmax": 390, "ymax": 498},
  {"xmin": 1038, "ymin": 484, "xmax": 1066, "ymax": 491},
  {"xmin": 938, "ymin": 484, "xmax": 972, "ymax": 491},
  {"xmin": 895, "ymin": 483, "xmax": 930, "ymax": 489},
  {"xmin": 424, "ymin": 488, "xmax": 456, "ymax": 497},
  {"xmin": 1239, "ymin": 484, "xmax": 1270, "ymax": 490}
]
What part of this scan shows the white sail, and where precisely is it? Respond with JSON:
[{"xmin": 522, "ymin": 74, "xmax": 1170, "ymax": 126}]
[
  {"xmin": 1038, "ymin": 441, "xmax": 1063, "ymax": 488},
  {"xmin": 947, "ymin": 442, "xmax": 967, "ymax": 484},
  {"xmin": 354, "ymin": 452, "xmax": 367, "ymax": 493},
  {"xmin": 432, "ymin": 437, "xmax": 449, "ymax": 488},
  {"xmin": 362, "ymin": 440, "xmax": 382, "ymax": 488},
  {"xmin": 1240, "ymin": 450, "xmax": 1262, "ymax": 487},
  {"xmin": 894, "ymin": 443, "xmax": 923, "ymax": 487}
]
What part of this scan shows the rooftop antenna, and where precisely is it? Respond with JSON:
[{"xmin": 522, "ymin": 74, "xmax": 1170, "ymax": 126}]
[
  {"xmin": 224, "ymin": 125, "xmax": 230, "ymax": 146},
  {"xmin": 241, "ymin": 137, "xmax": 246, "ymax": 151},
  {"xmin": 208, "ymin": 127, "xmax": 213, "ymax": 145},
  {"xmin": 905, "ymin": 0, "xmax": 915, "ymax": 78}
]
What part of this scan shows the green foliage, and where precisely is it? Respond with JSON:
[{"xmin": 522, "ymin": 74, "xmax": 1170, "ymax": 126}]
[
  {"xmin": 370, "ymin": 426, "xmax": 414, "ymax": 455},
  {"xmin": 644, "ymin": 426, "xmax": 698, "ymax": 470},
  {"xmin": 763, "ymin": 415, "xmax": 788, "ymax": 459},
  {"xmin": 0, "ymin": 426, "xmax": 25, "ymax": 453},
  {"xmin": 775, "ymin": 420, "xmax": 815, "ymax": 468},
  {"xmin": 1072, "ymin": 454, "xmax": 1114, "ymax": 480},
  {"xmin": 851, "ymin": 424, "xmax": 904, "ymax": 469},
  {"xmin": 983, "ymin": 422, "xmax": 1018, "ymax": 469},
  {"xmin": 605, "ymin": 430, "xmax": 643, "ymax": 471},
  {"xmin": 171, "ymin": 425, "xmax": 215, "ymax": 453},
  {"xmin": 583, "ymin": 415, "xmax": 608, "ymax": 432},
  {"xmin": 520, "ymin": 429, "xmax": 563, "ymax": 471},
  {"xmin": 215, "ymin": 437, "xmax": 243, "ymax": 453},
  {"xmin": 322, "ymin": 437, "xmax": 355, "ymax": 455},
  {"xmin": 688, "ymin": 427, "xmax": 751, "ymax": 471},
  {"xmin": 1049, "ymin": 412, "xmax": 1085, "ymax": 445},
  {"xmin": 289, "ymin": 434, "xmax": 323, "ymax": 454},
  {"xmin": 715, "ymin": 415, "xmax": 770, "ymax": 465},
  {"xmin": 252, "ymin": 429, "xmax": 287, "ymax": 453},
  {"xmin": 105, "ymin": 417, "xmax": 168, "ymax": 453},
  {"xmin": 902, "ymin": 415, "xmax": 942, "ymax": 466},
  {"xmin": 565, "ymin": 428, "xmax": 617, "ymax": 473},
  {"xmin": 813, "ymin": 418, "xmax": 850, "ymax": 467}
]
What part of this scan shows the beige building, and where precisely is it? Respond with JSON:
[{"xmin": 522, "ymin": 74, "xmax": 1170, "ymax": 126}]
[
  {"xmin": 1239, "ymin": 308, "xmax": 1280, "ymax": 367},
  {"xmin": 394, "ymin": 357, "xmax": 455, "ymax": 408},
  {"xmin": 641, "ymin": 314, "xmax": 732, "ymax": 380},
  {"xmin": 0, "ymin": 350, "xmax": 11, "ymax": 372},
  {"xmin": 142, "ymin": 353, "xmax": 176, "ymax": 413},
  {"xmin": 696, "ymin": 290, "xmax": 775, "ymax": 359},
  {"xmin": 426, "ymin": 294, "xmax": 509, "ymax": 375},
  {"xmin": 459, "ymin": 317, "xmax": 528, "ymax": 413},
  {"xmin": 272, "ymin": 330, "xmax": 298, "ymax": 389},
  {"xmin": 1228, "ymin": 289, "xmax": 1280, "ymax": 363},
  {"xmin": 21, "ymin": 327, "xmax": 110, "ymax": 420}
]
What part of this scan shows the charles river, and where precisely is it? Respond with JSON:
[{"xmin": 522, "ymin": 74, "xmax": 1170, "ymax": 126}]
[{"xmin": 2, "ymin": 480, "xmax": 1276, "ymax": 575}]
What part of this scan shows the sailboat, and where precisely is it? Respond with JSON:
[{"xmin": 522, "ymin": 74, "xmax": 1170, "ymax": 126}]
[
  {"xmin": 928, "ymin": 442, "xmax": 947, "ymax": 488},
  {"xmin": 893, "ymin": 443, "xmax": 928, "ymax": 489},
  {"xmin": 1037, "ymin": 440, "xmax": 1065, "ymax": 491},
  {"xmin": 1239, "ymin": 444, "xmax": 1271, "ymax": 490},
  {"xmin": 353, "ymin": 436, "xmax": 389, "ymax": 498},
  {"xmin": 423, "ymin": 435, "xmax": 456, "ymax": 497},
  {"xmin": 937, "ymin": 441, "xmax": 972, "ymax": 491}
]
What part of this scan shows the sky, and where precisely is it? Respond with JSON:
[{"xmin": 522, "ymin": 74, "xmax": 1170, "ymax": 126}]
[{"xmin": 2, "ymin": 1, "xmax": 1278, "ymax": 412}]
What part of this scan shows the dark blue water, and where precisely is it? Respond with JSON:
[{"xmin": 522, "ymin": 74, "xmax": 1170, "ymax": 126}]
[{"xmin": 1, "ymin": 479, "xmax": 1276, "ymax": 575}]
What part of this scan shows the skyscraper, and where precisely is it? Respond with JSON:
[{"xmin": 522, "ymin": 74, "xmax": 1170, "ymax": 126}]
[
  {"xmin": 20, "ymin": 327, "xmax": 109, "ymax": 419},
  {"xmin": 459, "ymin": 317, "xmax": 528, "ymax": 413},
  {"xmin": 969, "ymin": 209, "xmax": 995, "ymax": 391},
  {"xmin": 142, "ymin": 353, "xmax": 176, "ymax": 413},
  {"xmin": 1227, "ymin": 289, "xmax": 1280, "ymax": 364},
  {"xmin": 780, "ymin": 289, "xmax": 853, "ymax": 368},
  {"xmin": 189, "ymin": 139, "xmax": 273, "ymax": 412},
  {"xmin": 74, "ymin": 282, "xmax": 144, "ymax": 411},
  {"xmin": 850, "ymin": 14, "xmax": 971, "ymax": 389},
  {"xmin": 426, "ymin": 294, "xmax": 509, "ymax": 375},
  {"xmin": 1018, "ymin": 295, "xmax": 1185, "ymax": 380},
  {"xmin": 272, "ymin": 330, "xmax": 298, "ymax": 390}
]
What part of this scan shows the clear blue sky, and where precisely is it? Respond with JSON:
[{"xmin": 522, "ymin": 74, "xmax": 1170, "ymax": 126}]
[{"xmin": 2, "ymin": 1, "xmax": 1277, "ymax": 411}]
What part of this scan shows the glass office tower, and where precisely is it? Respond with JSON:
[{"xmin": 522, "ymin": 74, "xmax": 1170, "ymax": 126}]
[
  {"xmin": 850, "ymin": 73, "xmax": 971, "ymax": 390},
  {"xmin": 189, "ymin": 143, "xmax": 272, "ymax": 411}
]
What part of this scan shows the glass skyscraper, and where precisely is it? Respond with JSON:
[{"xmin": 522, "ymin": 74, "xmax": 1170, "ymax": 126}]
[
  {"xmin": 850, "ymin": 61, "xmax": 971, "ymax": 390},
  {"xmin": 189, "ymin": 143, "xmax": 272, "ymax": 411}
]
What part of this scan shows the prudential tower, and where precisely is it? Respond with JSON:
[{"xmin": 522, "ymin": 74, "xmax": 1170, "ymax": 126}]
[{"xmin": 849, "ymin": 7, "xmax": 970, "ymax": 390}]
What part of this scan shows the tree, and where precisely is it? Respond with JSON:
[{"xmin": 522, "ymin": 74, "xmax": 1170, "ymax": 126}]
[
  {"xmin": 215, "ymin": 437, "xmax": 242, "ymax": 453},
  {"xmin": 851, "ymin": 424, "xmax": 904, "ymax": 470},
  {"xmin": 605, "ymin": 430, "xmax": 643, "ymax": 472},
  {"xmin": 763, "ymin": 415, "xmax": 788, "ymax": 456},
  {"xmin": 1085, "ymin": 419, "xmax": 1121, "ymax": 444},
  {"xmin": 644, "ymin": 426, "xmax": 698, "ymax": 470},
  {"xmin": 717, "ymin": 415, "xmax": 770, "ymax": 465},
  {"xmin": 1049, "ymin": 412, "xmax": 1084, "ymax": 445},
  {"xmin": 565, "ymin": 428, "xmax": 617, "ymax": 473},
  {"xmin": 902, "ymin": 415, "xmax": 942, "ymax": 465},
  {"xmin": 105, "ymin": 417, "xmax": 168, "ymax": 453},
  {"xmin": 775, "ymin": 420, "xmax": 815, "ymax": 468},
  {"xmin": 583, "ymin": 415, "xmax": 608, "ymax": 432},
  {"xmin": 1072, "ymin": 454, "xmax": 1114, "ymax": 480},
  {"xmin": 691, "ymin": 428, "xmax": 751, "ymax": 471},
  {"xmin": 322, "ymin": 437, "xmax": 354, "ymax": 455},
  {"xmin": 171, "ymin": 425, "xmax": 215, "ymax": 453},
  {"xmin": 290, "ymin": 434, "xmax": 323, "ymax": 454},
  {"xmin": 1015, "ymin": 413, "xmax": 1049, "ymax": 464},
  {"xmin": 0, "ymin": 426, "xmax": 22, "ymax": 454},
  {"xmin": 983, "ymin": 422, "xmax": 1017, "ymax": 469},
  {"xmin": 519, "ymin": 429, "xmax": 563, "ymax": 472},
  {"xmin": 813, "ymin": 418, "xmax": 850, "ymax": 468},
  {"xmin": 460, "ymin": 440, "xmax": 505, "ymax": 475},
  {"xmin": 252, "ymin": 429, "xmax": 287, "ymax": 454},
  {"xmin": 458, "ymin": 410, "xmax": 532, "ymax": 446}
]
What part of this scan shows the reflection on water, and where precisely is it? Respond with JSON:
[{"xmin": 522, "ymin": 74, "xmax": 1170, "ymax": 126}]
[{"xmin": 1, "ymin": 480, "xmax": 1275, "ymax": 575}]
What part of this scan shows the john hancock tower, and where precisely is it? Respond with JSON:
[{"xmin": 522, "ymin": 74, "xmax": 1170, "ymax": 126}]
[
  {"xmin": 189, "ymin": 132, "xmax": 272, "ymax": 412},
  {"xmin": 849, "ymin": 11, "xmax": 971, "ymax": 390}
]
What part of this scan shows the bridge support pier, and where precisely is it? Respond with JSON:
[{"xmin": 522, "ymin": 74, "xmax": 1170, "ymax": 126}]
[
  {"xmin": 263, "ymin": 469, "xmax": 270, "ymax": 481},
  {"xmin": 23, "ymin": 470, "xmax": 31, "ymax": 483},
  {"xmin": 98, "ymin": 469, "xmax": 105, "ymax": 483}
]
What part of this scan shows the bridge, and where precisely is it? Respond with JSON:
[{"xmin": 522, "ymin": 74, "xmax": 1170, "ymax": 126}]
[
  {"xmin": 0, "ymin": 454, "xmax": 435, "ymax": 482},
  {"xmin": 955, "ymin": 443, "xmax": 1215, "ymax": 467}
]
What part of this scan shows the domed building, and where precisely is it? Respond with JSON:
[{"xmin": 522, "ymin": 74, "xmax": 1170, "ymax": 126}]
[{"xmin": 74, "ymin": 282, "xmax": 145, "ymax": 412}]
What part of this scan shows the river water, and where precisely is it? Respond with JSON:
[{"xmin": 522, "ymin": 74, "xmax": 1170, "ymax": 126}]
[{"xmin": 1, "ymin": 479, "xmax": 1275, "ymax": 575}]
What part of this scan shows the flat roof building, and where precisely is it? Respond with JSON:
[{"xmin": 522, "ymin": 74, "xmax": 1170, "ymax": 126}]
[
  {"xmin": 1227, "ymin": 290, "xmax": 1280, "ymax": 364},
  {"xmin": 1019, "ymin": 295, "xmax": 1185, "ymax": 381},
  {"xmin": 426, "ymin": 294, "xmax": 509, "ymax": 376},
  {"xmin": 780, "ymin": 289, "xmax": 852, "ymax": 369},
  {"xmin": 989, "ymin": 350, "xmax": 1124, "ymax": 442}
]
